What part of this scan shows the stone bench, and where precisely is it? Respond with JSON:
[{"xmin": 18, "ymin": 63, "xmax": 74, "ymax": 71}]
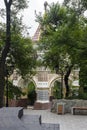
[
  {"xmin": 0, "ymin": 107, "xmax": 28, "ymax": 130},
  {"xmin": 0, "ymin": 107, "xmax": 23, "ymax": 118},
  {"xmin": 0, "ymin": 107, "xmax": 60, "ymax": 130},
  {"xmin": 71, "ymin": 107, "xmax": 87, "ymax": 115},
  {"xmin": 21, "ymin": 113, "xmax": 60, "ymax": 130}
]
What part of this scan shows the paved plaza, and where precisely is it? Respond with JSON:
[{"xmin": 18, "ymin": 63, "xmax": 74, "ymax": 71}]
[
  {"xmin": 22, "ymin": 108, "xmax": 87, "ymax": 130},
  {"xmin": 0, "ymin": 107, "xmax": 59, "ymax": 130},
  {"xmin": 0, "ymin": 107, "xmax": 87, "ymax": 130}
]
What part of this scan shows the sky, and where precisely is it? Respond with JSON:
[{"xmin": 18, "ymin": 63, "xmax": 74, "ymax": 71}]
[
  {"xmin": 23, "ymin": 0, "xmax": 64, "ymax": 37},
  {"xmin": 0, "ymin": 0, "xmax": 64, "ymax": 37}
]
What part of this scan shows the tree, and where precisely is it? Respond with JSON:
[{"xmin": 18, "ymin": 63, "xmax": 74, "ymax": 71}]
[
  {"xmin": 36, "ymin": 2, "xmax": 82, "ymax": 97},
  {"xmin": 0, "ymin": 0, "xmax": 29, "ymax": 107},
  {"xmin": 10, "ymin": 32, "xmax": 36, "ymax": 77},
  {"xmin": 63, "ymin": 0, "xmax": 87, "ymax": 98},
  {"xmin": 63, "ymin": 0, "xmax": 87, "ymax": 13},
  {"xmin": 0, "ymin": 0, "xmax": 12, "ymax": 107},
  {"xmin": 78, "ymin": 25, "xmax": 87, "ymax": 96}
]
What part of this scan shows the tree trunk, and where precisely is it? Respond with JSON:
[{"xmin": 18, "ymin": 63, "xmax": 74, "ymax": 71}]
[
  {"xmin": 0, "ymin": 0, "xmax": 12, "ymax": 107},
  {"xmin": 64, "ymin": 65, "xmax": 73, "ymax": 98},
  {"xmin": 61, "ymin": 71, "xmax": 63, "ymax": 98},
  {"xmin": 0, "ymin": 67, "xmax": 5, "ymax": 107}
]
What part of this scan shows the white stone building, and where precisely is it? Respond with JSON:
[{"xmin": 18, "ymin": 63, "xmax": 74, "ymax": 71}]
[{"xmin": 12, "ymin": 25, "xmax": 79, "ymax": 109}]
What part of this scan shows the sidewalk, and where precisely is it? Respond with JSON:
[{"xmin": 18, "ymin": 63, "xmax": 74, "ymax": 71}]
[{"xmin": 23, "ymin": 109, "xmax": 87, "ymax": 130}]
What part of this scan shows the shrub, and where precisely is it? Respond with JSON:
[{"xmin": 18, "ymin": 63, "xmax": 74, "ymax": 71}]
[
  {"xmin": 27, "ymin": 82, "xmax": 36, "ymax": 105},
  {"xmin": 5, "ymin": 81, "xmax": 25, "ymax": 99}
]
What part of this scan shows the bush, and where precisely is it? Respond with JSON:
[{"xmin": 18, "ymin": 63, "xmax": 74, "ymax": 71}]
[
  {"xmin": 52, "ymin": 81, "xmax": 61, "ymax": 99},
  {"xmin": 5, "ymin": 81, "xmax": 25, "ymax": 99},
  {"xmin": 78, "ymin": 92, "xmax": 87, "ymax": 100},
  {"xmin": 28, "ymin": 90, "xmax": 36, "ymax": 105},
  {"xmin": 67, "ymin": 87, "xmax": 87, "ymax": 100},
  {"xmin": 27, "ymin": 82, "xmax": 36, "ymax": 105}
]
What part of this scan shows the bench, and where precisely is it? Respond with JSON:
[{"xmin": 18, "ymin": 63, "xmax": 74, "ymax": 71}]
[{"xmin": 72, "ymin": 107, "xmax": 87, "ymax": 115}]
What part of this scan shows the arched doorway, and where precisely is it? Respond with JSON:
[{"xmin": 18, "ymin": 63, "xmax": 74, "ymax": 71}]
[
  {"xmin": 51, "ymin": 80, "xmax": 61, "ymax": 99},
  {"xmin": 48, "ymin": 76, "xmax": 62, "ymax": 100},
  {"xmin": 17, "ymin": 77, "xmax": 37, "ymax": 106},
  {"xmin": 27, "ymin": 81, "xmax": 36, "ymax": 106}
]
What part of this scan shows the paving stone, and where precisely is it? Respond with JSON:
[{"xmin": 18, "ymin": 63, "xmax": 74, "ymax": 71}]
[
  {"xmin": 0, "ymin": 107, "xmax": 28, "ymax": 130},
  {"xmin": 42, "ymin": 123, "xmax": 59, "ymax": 130},
  {"xmin": 21, "ymin": 115, "xmax": 41, "ymax": 124},
  {"xmin": 25, "ymin": 124, "xmax": 42, "ymax": 130},
  {"xmin": 23, "ymin": 109, "xmax": 87, "ymax": 130},
  {"xmin": 0, "ymin": 127, "xmax": 28, "ymax": 130},
  {"xmin": 21, "ymin": 111, "xmax": 60, "ymax": 130}
]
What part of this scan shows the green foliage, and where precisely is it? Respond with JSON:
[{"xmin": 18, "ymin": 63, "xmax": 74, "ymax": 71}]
[
  {"xmin": 36, "ymin": 2, "xmax": 82, "ymax": 97},
  {"xmin": 27, "ymin": 82, "xmax": 36, "ymax": 105},
  {"xmin": 79, "ymin": 65, "xmax": 87, "ymax": 92},
  {"xmin": 12, "ymin": 0, "xmax": 28, "ymax": 11},
  {"xmin": 78, "ymin": 92, "xmax": 87, "ymax": 100},
  {"xmin": 0, "ymin": 7, "xmax": 37, "ymax": 78},
  {"xmin": 0, "ymin": 0, "xmax": 29, "ymax": 107},
  {"xmin": 82, "ymin": 0, "xmax": 87, "ymax": 9},
  {"xmin": 10, "ymin": 35, "xmax": 36, "ymax": 77},
  {"xmin": 67, "ymin": 89, "xmax": 79, "ymax": 99},
  {"xmin": 63, "ymin": 0, "xmax": 87, "ymax": 14},
  {"xmin": 5, "ymin": 81, "xmax": 25, "ymax": 99},
  {"xmin": 52, "ymin": 81, "xmax": 61, "ymax": 99},
  {"xmin": 36, "ymin": 1, "xmax": 87, "ymax": 98},
  {"xmin": 67, "ymin": 85, "xmax": 87, "ymax": 100},
  {"xmin": 77, "ymin": 21, "xmax": 87, "ymax": 93},
  {"xmin": 65, "ymin": 1, "xmax": 87, "ymax": 96}
]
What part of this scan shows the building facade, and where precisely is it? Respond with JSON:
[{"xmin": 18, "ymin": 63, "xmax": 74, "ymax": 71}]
[{"xmin": 12, "ymin": 25, "xmax": 79, "ymax": 109}]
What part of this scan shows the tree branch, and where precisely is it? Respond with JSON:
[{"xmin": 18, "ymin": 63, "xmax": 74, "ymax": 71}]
[
  {"xmin": 4, "ymin": 0, "xmax": 7, "ymax": 6},
  {"xmin": 9, "ymin": 0, "xmax": 12, "ymax": 7},
  {"xmin": 4, "ymin": 0, "xmax": 12, "ymax": 7}
]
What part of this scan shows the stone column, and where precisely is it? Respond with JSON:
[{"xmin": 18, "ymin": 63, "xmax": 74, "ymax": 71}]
[
  {"xmin": 37, "ymin": 89, "xmax": 49, "ymax": 102},
  {"xmin": 34, "ymin": 82, "xmax": 50, "ymax": 109}
]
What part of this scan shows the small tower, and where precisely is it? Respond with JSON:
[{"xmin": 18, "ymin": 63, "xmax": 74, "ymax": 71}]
[{"xmin": 32, "ymin": 25, "xmax": 41, "ymax": 42}]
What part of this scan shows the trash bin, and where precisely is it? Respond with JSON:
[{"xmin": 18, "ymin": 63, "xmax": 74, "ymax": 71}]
[{"xmin": 57, "ymin": 103, "xmax": 65, "ymax": 114}]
